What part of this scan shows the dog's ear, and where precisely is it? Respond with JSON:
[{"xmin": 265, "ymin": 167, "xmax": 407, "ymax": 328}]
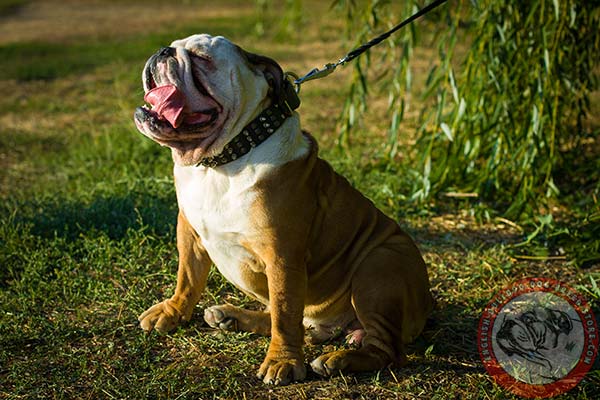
[{"xmin": 239, "ymin": 48, "xmax": 284, "ymax": 101}]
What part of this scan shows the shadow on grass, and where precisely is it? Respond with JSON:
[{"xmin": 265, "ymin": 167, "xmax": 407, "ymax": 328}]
[
  {"xmin": 419, "ymin": 302, "xmax": 483, "ymax": 359},
  {"xmin": 0, "ymin": 128, "xmax": 67, "ymax": 157},
  {"xmin": 20, "ymin": 192, "xmax": 177, "ymax": 240},
  {"xmin": 0, "ymin": 191, "xmax": 176, "ymax": 286}
]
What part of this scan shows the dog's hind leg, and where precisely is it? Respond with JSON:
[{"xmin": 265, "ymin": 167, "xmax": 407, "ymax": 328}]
[
  {"xmin": 311, "ymin": 234, "xmax": 433, "ymax": 376},
  {"xmin": 204, "ymin": 304, "xmax": 271, "ymax": 336}
]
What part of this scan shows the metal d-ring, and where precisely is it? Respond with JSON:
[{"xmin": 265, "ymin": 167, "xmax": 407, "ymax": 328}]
[{"xmin": 284, "ymin": 71, "xmax": 301, "ymax": 93}]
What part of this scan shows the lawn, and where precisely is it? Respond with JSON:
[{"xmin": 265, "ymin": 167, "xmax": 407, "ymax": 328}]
[{"xmin": 0, "ymin": 1, "xmax": 598, "ymax": 399}]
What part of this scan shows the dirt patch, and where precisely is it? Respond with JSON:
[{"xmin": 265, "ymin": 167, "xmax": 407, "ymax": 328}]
[{"xmin": 0, "ymin": 0, "xmax": 254, "ymax": 45}]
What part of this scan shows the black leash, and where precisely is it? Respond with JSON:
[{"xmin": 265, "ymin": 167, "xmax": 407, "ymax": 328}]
[
  {"xmin": 198, "ymin": 0, "xmax": 448, "ymax": 168},
  {"xmin": 291, "ymin": 0, "xmax": 449, "ymax": 90}
]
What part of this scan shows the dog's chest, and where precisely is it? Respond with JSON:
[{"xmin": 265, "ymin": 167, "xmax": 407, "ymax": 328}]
[{"xmin": 174, "ymin": 164, "xmax": 268, "ymax": 298}]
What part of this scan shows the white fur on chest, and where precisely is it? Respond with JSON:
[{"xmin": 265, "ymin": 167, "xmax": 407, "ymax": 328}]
[{"xmin": 173, "ymin": 116, "xmax": 308, "ymax": 297}]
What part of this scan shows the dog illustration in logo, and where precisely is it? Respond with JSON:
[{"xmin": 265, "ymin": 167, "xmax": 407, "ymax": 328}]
[{"xmin": 496, "ymin": 306, "xmax": 574, "ymax": 372}]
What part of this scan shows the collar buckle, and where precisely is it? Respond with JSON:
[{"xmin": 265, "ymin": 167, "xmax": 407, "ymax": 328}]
[{"xmin": 280, "ymin": 73, "xmax": 301, "ymax": 116}]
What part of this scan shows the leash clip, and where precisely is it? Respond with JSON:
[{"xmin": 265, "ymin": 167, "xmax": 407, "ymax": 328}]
[
  {"xmin": 291, "ymin": 0, "xmax": 449, "ymax": 91},
  {"xmin": 293, "ymin": 63, "xmax": 338, "ymax": 91}
]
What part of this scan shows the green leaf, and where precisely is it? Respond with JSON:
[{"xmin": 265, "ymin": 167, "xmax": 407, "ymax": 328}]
[
  {"xmin": 449, "ymin": 69, "xmax": 459, "ymax": 104},
  {"xmin": 552, "ymin": 0, "xmax": 560, "ymax": 21},
  {"xmin": 441, "ymin": 122, "xmax": 453, "ymax": 142},
  {"xmin": 455, "ymin": 97, "xmax": 466, "ymax": 124}
]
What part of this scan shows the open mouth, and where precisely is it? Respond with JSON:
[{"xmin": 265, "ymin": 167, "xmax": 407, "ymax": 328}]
[
  {"xmin": 134, "ymin": 52, "xmax": 222, "ymax": 140},
  {"xmin": 135, "ymin": 104, "xmax": 219, "ymax": 135}
]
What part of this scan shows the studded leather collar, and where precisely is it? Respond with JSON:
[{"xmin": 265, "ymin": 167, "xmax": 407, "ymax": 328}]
[{"xmin": 197, "ymin": 81, "xmax": 300, "ymax": 168}]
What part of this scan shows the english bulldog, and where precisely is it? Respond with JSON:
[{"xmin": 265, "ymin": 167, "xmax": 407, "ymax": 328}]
[{"xmin": 134, "ymin": 34, "xmax": 433, "ymax": 385}]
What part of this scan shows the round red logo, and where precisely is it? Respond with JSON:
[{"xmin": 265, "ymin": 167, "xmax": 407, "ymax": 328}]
[{"xmin": 478, "ymin": 278, "xmax": 598, "ymax": 398}]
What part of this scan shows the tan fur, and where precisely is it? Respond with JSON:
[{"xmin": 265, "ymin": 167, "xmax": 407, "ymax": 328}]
[
  {"xmin": 247, "ymin": 134, "xmax": 433, "ymax": 378},
  {"xmin": 136, "ymin": 34, "xmax": 433, "ymax": 386},
  {"xmin": 139, "ymin": 134, "xmax": 433, "ymax": 383},
  {"xmin": 138, "ymin": 211, "xmax": 211, "ymax": 332}
]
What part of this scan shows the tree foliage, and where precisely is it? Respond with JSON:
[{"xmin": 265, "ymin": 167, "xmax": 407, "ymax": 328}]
[
  {"xmin": 334, "ymin": 0, "xmax": 599, "ymax": 214},
  {"xmin": 258, "ymin": 0, "xmax": 600, "ymax": 266},
  {"xmin": 416, "ymin": 0, "xmax": 600, "ymax": 218},
  {"xmin": 333, "ymin": 0, "xmax": 599, "ymax": 266}
]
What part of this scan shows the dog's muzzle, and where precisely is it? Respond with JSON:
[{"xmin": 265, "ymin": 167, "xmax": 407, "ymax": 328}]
[{"xmin": 134, "ymin": 47, "xmax": 221, "ymax": 137}]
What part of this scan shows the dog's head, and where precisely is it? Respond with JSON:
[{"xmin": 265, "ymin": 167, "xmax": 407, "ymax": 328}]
[
  {"xmin": 496, "ymin": 306, "xmax": 573, "ymax": 361},
  {"xmin": 134, "ymin": 34, "xmax": 285, "ymax": 166}
]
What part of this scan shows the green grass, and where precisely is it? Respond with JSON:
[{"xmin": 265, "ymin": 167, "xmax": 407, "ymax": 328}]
[
  {"xmin": 0, "ymin": 16, "xmax": 258, "ymax": 81},
  {"xmin": 1, "ymin": 1, "xmax": 599, "ymax": 399}
]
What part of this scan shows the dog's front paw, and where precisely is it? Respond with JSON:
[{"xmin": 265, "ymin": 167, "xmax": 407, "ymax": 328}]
[
  {"xmin": 257, "ymin": 352, "xmax": 306, "ymax": 385},
  {"xmin": 138, "ymin": 299, "xmax": 186, "ymax": 333}
]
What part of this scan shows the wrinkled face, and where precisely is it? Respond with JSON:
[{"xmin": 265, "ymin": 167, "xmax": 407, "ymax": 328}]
[
  {"xmin": 496, "ymin": 306, "xmax": 573, "ymax": 357},
  {"xmin": 134, "ymin": 34, "xmax": 282, "ymax": 166}
]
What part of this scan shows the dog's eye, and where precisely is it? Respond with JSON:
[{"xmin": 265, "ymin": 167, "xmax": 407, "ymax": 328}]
[
  {"xmin": 191, "ymin": 64, "xmax": 211, "ymax": 97},
  {"xmin": 190, "ymin": 53, "xmax": 213, "ymax": 65}
]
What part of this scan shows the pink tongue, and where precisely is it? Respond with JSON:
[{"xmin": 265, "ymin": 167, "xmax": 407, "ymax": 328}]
[{"xmin": 144, "ymin": 85, "xmax": 186, "ymax": 128}]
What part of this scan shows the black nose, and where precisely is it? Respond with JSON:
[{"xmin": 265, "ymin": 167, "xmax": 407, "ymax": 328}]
[{"xmin": 157, "ymin": 46, "xmax": 175, "ymax": 57}]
